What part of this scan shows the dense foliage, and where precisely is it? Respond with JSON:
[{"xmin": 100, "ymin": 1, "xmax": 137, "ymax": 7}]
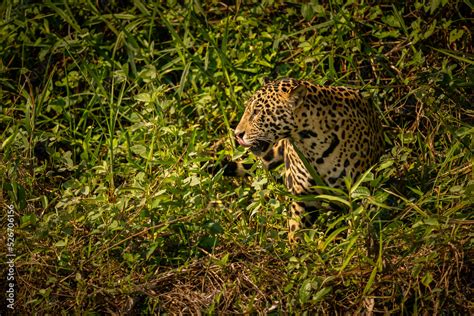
[{"xmin": 1, "ymin": 0, "xmax": 472, "ymax": 314}]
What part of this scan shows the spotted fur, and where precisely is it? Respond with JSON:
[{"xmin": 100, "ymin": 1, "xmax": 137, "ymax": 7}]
[{"xmin": 232, "ymin": 78, "xmax": 384, "ymax": 242}]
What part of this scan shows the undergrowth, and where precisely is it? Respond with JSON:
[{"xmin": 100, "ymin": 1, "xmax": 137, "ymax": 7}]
[{"xmin": 0, "ymin": 1, "xmax": 472, "ymax": 314}]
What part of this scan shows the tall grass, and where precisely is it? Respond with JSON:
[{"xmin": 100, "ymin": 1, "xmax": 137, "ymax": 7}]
[{"xmin": 0, "ymin": 1, "xmax": 472, "ymax": 314}]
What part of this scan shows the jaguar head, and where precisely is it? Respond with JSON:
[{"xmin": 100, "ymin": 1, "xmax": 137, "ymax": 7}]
[{"xmin": 234, "ymin": 78, "xmax": 307, "ymax": 156}]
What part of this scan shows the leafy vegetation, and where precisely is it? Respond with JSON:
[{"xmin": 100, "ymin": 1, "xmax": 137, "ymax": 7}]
[{"xmin": 1, "ymin": 0, "xmax": 472, "ymax": 314}]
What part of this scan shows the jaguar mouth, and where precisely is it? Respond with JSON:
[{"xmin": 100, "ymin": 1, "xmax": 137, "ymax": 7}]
[
  {"xmin": 236, "ymin": 136, "xmax": 251, "ymax": 148},
  {"xmin": 249, "ymin": 140, "xmax": 271, "ymax": 156},
  {"xmin": 236, "ymin": 135, "xmax": 271, "ymax": 156}
]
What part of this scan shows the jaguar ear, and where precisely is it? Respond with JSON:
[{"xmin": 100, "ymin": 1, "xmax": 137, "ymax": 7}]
[{"xmin": 289, "ymin": 84, "xmax": 307, "ymax": 109}]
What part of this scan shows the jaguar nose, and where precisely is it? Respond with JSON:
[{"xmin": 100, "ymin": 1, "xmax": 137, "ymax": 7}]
[
  {"xmin": 235, "ymin": 131, "xmax": 249, "ymax": 147},
  {"xmin": 236, "ymin": 131, "xmax": 245, "ymax": 140}
]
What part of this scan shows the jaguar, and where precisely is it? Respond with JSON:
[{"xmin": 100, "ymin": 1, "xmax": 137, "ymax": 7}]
[{"xmin": 222, "ymin": 78, "xmax": 384, "ymax": 242}]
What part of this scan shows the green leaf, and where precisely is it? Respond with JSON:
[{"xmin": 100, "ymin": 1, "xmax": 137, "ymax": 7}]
[
  {"xmin": 382, "ymin": 15, "xmax": 401, "ymax": 28},
  {"xmin": 135, "ymin": 92, "xmax": 152, "ymax": 103},
  {"xmin": 55, "ymin": 239, "xmax": 68, "ymax": 247},
  {"xmin": 205, "ymin": 221, "xmax": 224, "ymax": 235},
  {"xmin": 339, "ymin": 249, "xmax": 357, "ymax": 272},
  {"xmin": 320, "ymin": 226, "xmax": 348, "ymax": 251},
  {"xmin": 421, "ymin": 272, "xmax": 433, "ymax": 287},
  {"xmin": 349, "ymin": 165, "xmax": 375, "ymax": 195},
  {"xmin": 217, "ymin": 253, "xmax": 229, "ymax": 266},
  {"xmin": 313, "ymin": 286, "xmax": 332, "ymax": 303},
  {"xmin": 130, "ymin": 144, "xmax": 148, "ymax": 158},
  {"xmin": 363, "ymin": 265, "xmax": 378, "ymax": 295},
  {"xmin": 20, "ymin": 214, "xmax": 37, "ymax": 228},
  {"xmin": 299, "ymin": 279, "xmax": 313, "ymax": 303},
  {"xmin": 429, "ymin": 46, "xmax": 474, "ymax": 64},
  {"xmin": 374, "ymin": 30, "xmax": 400, "ymax": 39},
  {"xmin": 423, "ymin": 21, "xmax": 437, "ymax": 39},
  {"xmin": 284, "ymin": 282, "xmax": 294, "ymax": 293},
  {"xmin": 430, "ymin": 0, "xmax": 441, "ymax": 14},
  {"xmin": 350, "ymin": 186, "xmax": 371, "ymax": 199},
  {"xmin": 146, "ymin": 242, "xmax": 159, "ymax": 260},
  {"xmin": 423, "ymin": 217, "xmax": 439, "ymax": 226},
  {"xmin": 2, "ymin": 127, "xmax": 18, "ymax": 151},
  {"xmin": 301, "ymin": 4, "xmax": 314, "ymax": 21},
  {"xmin": 449, "ymin": 29, "xmax": 464, "ymax": 44},
  {"xmin": 315, "ymin": 195, "xmax": 351, "ymax": 207},
  {"xmin": 199, "ymin": 236, "xmax": 218, "ymax": 250}
]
